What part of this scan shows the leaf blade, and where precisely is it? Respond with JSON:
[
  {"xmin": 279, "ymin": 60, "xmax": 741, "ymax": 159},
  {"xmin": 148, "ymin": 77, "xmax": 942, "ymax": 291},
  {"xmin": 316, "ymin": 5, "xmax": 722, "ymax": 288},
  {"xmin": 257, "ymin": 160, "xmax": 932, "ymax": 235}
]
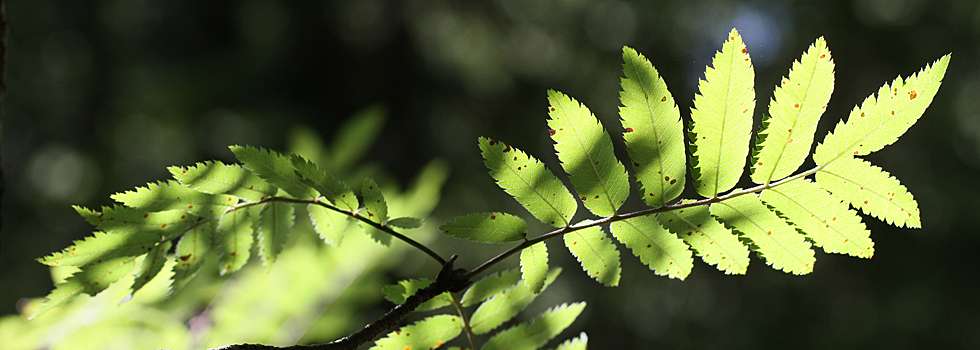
[
  {"xmin": 710, "ymin": 194, "xmax": 815, "ymax": 275},
  {"xmin": 610, "ymin": 216, "xmax": 693, "ymax": 280},
  {"xmin": 816, "ymin": 157, "xmax": 920, "ymax": 228},
  {"xmin": 619, "ymin": 46, "xmax": 686, "ymax": 206},
  {"xmin": 440, "ymin": 212, "xmax": 527, "ymax": 243},
  {"xmin": 370, "ymin": 314, "xmax": 462, "ymax": 350},
  {"xmin": 547, "ymin": 90, "xmax": 630, "ymax": 217},
  {"xmin": 563, "ymin": 226, "xmax": 621, "ymax": 286},
  {"xmin": 657, "ymin": 205, "xmax": 750, "ymax": 274},
  {"xmin": 479, "ymin": 137, "xmax": 577, "ymax": 227},
  {"xmin": 520, "ymin": 242, "xmax": 549, "ymax": 293},
  {"xmin": 481, "ymin": 302, "xmax": 586, "ymax": 350}
]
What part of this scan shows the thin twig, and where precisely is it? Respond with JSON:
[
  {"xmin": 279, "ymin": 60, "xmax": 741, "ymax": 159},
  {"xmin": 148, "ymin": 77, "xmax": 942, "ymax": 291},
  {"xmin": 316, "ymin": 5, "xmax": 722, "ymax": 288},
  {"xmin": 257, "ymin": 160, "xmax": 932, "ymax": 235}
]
[{"xmin": 449, "ymin": 293, "xmax": 478, "ymax": 350}]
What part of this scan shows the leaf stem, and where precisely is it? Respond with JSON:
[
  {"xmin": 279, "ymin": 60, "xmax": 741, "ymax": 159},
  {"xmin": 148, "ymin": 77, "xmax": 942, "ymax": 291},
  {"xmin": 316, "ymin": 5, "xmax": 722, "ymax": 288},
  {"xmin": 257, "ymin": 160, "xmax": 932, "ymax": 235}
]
[{"xmin": 449, "ymin": 293, "xmax": 478, "ymax": 350}]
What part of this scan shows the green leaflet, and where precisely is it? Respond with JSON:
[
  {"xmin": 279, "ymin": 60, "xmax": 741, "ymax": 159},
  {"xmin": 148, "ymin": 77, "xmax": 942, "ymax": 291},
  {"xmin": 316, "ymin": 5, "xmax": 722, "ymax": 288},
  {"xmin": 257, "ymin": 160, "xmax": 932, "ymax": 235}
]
[
  {"xmin": 751, "ymin": 38, "xmax": 835, "ymax": 184},
  {"xmin": 370, "ymin": 314, "xmax": 461, "ymax": 350},
  {"xmin": 387, "ymin": 217, "xmax": 422, "ymax": 229},
  {"xmin": 761, "ymin": 179, "xmax": 874, "ymax": 258},
  {"xmin": 40, "ymin": 207, "xmax": 197, "ymax": 267},
  {"xmin": 173, "ymin": 222, "xmax": 215, "ymax": 288},
  {"xmin": 461, "ymin": 268, "xmax": 521, "ymax": 307},
  {"xmin": 470, "ymin": 268, "xmax": 561, "ymax": 335},
  {"xmin": 440, "ymin": 212, "xmax": 527, "ymax": 243},
  {"xmin": 610, "ymin": 216, "xmax": 693, "ymax": 280},
  {"xmin": 360, "ymin": 179, "xmax": 388, "ymax": 224},
  {"xmin": 328, "ymin": 106, "xmax": 385, "ymax": 171},
  {"xmin": 547, "ymin": 90, "xmax": 630, "ymax": 217},
  {"xmin": 619, "ymin": 46, "xmax": 686, "ymax": 207},
  {"xmin": 813, "ymin": 55, "xmax": 950, "ymax": 165},
  {"xmin": 308, "ymin": 204, "xmax": 350, "ymax": 245},
  {"xmin": 229, "ymin": 145, "xmax": 314, "ymax": 198},
  {"xmin": 381, "ymin": 278, "xmax": 452, "ymax": 311},
  {"xmin": 554, "ymin": 333, "xmax": 588, "ymax": 350},
  {"xmin": 30, "ymin": 256, "xmax": 138, "ymax": 319},
  {"xmin": 111, "ymin": 180, "xmax": 238, "ymax": 215},
  {"xmin": 482, "ymin": 302, "xmax": 586, "ymax": 350},
  {"xmin": 216, "ymin": 209, "xmax": 254, "ymax": 275},
  {"xmin": 168, "ymin": 161, "xmax": 276, "ymax": 201},
  {"xmin": 291, "ymin": 155, "xmax": 359, "ymax": 210},
  {"xmin": 690, "ymin": 28, "xmax": 756, "ymax": 197},
  {"xmin": 520, "ymin": 242, "xmax": 549, "ymax": 293},
  {"xmin": 479, "ymin": 137, "xmax": 577, "ymax": 227},
  {"xmin": 132, "ymin": 241, "xmax": 171, "ymax": 293},
  {"xmin": 563, "ymin": 226, "xmax": 621, "ymax": 286},
  {"xmin": 256, "ymin": 201, "xmax": 295, "ymax": 264},
  {"xmin": 816, "ymin": 157, "xmax": 920, "ymax": 228},
  {"xmin": 710, "ymin": 194, "xmax": 815, "ymax": 275},
  {"xmin": 657, "ymin": 205, "xmax": 749, "ymax": 274}
]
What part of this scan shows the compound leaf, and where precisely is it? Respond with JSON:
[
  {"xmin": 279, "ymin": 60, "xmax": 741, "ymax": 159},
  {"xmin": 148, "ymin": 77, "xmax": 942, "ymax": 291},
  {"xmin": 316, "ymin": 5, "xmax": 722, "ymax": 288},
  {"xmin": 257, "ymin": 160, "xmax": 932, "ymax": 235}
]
[
  {"xmin": 440, "ymin": 212, "xmax": 527, "ymax": 243},
  {"xmin": 479, "ymin": 137, "xmax": 577, "ymax": 227},
  {"xmin": 816, "ymin": 157, "xmax": 920, "ymax": 228},
  {"xmin": 482, "ymin": 302, "xmax": 586, "ymax": 350},
  {"xmin": 619, "ymin": 46, "xmax": 686, "ymax": 207},
  {"xmin": 751, "ymin": 38, "xmax": 835, "ymax": 184},
  {"xmin": 761, "ymin": 179, "xmax": 874, "ymax": 258},
  {"xmin": 111, "ymin": 180, "xmax": 238, "ymax": 215},
  {"xmin": 563, "ymin": 226, "xmax": 621, "ymax": 286},
  {"xmin": 710, "ymin": 194, "xmax": 815, "ymax": 275},
  {"xmin": 610, "ymin": 216, "xmax": 693, "ymax": 280},
  {"xmin": 690, "ymin": 28, "xmax": 756, "ymax": 197}
]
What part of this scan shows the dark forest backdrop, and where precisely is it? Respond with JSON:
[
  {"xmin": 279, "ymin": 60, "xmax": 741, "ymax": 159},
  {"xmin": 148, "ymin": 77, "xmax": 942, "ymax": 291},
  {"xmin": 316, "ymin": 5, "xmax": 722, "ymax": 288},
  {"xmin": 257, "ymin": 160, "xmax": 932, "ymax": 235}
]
[{"xmin": 3, "ymin": 0, "xmax": 979, "ymax": 348}]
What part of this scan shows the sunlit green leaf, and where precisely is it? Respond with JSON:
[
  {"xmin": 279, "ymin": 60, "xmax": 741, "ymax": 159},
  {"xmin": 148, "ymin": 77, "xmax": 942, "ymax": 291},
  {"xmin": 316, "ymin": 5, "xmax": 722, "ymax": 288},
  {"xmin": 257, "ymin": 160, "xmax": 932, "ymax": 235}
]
[
  {"xmin": 470, "ymin": 268, "xmax": 561, "ymax": 335},
  {"xmin": 564, "ymin": 226, "xmax": 621, "ymax": 286},
  {"xmin": 711, "ymin": 194, "xmax": 815, "ymax": 275},
  {"xmin": 168, "ymin": 161, "xmax": 276, "ymax": 201},
  {"xmin": 521, "ymin": 242, "xmax": 549, "ymax": 292},
  {"xmin": 610, "ymin": 216, "xmax": 693, "ymax": 280},
  {"xmin": 440, "ymin": 212, "xmax": 527, "ymax": 243},
  {"xmin": 482, "ymin": 302, "xmax": 586, "ymax": 350},
  {"xmin": 370, "ymin": 314, "xmax": 461, "ymax": 350},
  {"xmin": 461, "ymin": 268, "xmax": 521, "ymax": 307},
  {"xmin": 479, "ymin": 137, "xmax": 577, "ymax": 227},
  {"xmin": 657, "ymin": 205, "xmax": 750, "ymax": 275}
]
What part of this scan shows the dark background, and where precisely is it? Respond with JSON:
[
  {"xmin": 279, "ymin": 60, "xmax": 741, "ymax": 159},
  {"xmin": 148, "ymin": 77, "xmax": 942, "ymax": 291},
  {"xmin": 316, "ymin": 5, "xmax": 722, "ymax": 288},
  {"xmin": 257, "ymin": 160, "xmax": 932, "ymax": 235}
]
[{"xmin": 3, "ymin": 0, "xmax": 979, "ymax": 348}]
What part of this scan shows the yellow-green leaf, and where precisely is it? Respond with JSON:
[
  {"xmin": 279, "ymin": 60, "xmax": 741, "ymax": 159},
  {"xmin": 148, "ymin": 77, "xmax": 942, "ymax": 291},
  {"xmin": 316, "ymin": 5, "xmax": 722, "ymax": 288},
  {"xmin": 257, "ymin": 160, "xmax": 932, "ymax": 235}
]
[
  {"xmin": 816, "ymin": 157, "xmax": 920, "ymax": 228},
  {"xmin": 563, "ymin": 226, "xmax": 621, "ymax": 286},
  {"xmin": 479, "ymin": 137, "xmax": 577, "ymax": 227},
  {"xmin": 710, "ymin": 195, "xmax": 815, "ymax": 275},
  {"xmin": 657, "ymin": 205, "xmax": 750, "ymax": 274},
  {"xmin": 610, "ymin": 216, "xmax": 693, "ymax": 280}
]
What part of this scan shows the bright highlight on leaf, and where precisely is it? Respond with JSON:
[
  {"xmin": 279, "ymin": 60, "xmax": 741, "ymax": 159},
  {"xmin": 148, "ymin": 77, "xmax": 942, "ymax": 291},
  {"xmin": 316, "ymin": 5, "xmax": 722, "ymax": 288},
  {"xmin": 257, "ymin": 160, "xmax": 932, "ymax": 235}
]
[
  {"xmin": 711, "ymin": 195, "xmax": 815, "ymax": 275},
  {"xmin": 657, "ymin": 205, "xmax": 750, "ymax": 274},
  {"xmin": 256, "ymin": 201, "xmax": 295, "ymax": 264},
  {"xmin": 520, "ymin": 242, "xmax": 549, "ymax": 292},
  {"xmin": 690, "ymin": 28, "xmax": 756, "ymax": 197},
  {"xmin": 479, "ymin": 137, "xmax": 577, "ymax": 227},
  {"xmin": 752, "ymin": 37, "xmax": 835, "ymax": 184},
  {"xmin": 482, "ymin": 302, "xmax": 586, "ymax": 350},
  {"xmin": 610, "ymin": 216, "xmax": 693, "ymax": 280},
  {"xmin": 470, "ymin": 268, "xmax": 561, "ymax": 335},
  {"xmin": 168, "ymin": 161, "xmax": 276, "ymax": 201},
  {"xmin": 461, "ymin": 268, "xmax": 521, "ymax": 307},
  {"xmin": 761, "ymin": 179, "xmax": 874, "ymax": 258},
  {"xmin": 554, "ymin": 332, "xmax": 589, "ymax": 350},
  {"xmin": 230, "ymin": 145, "xmax": 315, "ymax": 198},
  {"xmin": 619, "ymin": 46, "xmax": 686, "ymax": 207},
  {"xmin": 111, "ymin": 180, "xmax": 238, "ymax": 215},
  {"xmin": 547, "ymin": 90, "xmax": 630, "ymax": 217},
  {"xmin": 813, "ymin": 55, "xmax": 950, "ymax": 165},
  {"xmin": 564, "ymin": 226, "xmax": 621, "ymax": 286},
  {"xmin": 370, "ymin": 314, "xmax": 462, "ymax": 350},
  {"xmin": 817, "ymin": 157, "xmax": 920, "ymax": 228},
  {"xmin": 440, "ymin": 212, "xmax": 527, "ymax": 243}
]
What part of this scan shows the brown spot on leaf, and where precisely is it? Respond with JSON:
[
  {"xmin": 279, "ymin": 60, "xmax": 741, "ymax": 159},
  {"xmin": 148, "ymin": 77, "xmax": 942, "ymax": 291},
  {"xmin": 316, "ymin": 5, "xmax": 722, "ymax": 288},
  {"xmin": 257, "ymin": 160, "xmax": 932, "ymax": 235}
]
[
  {"xmin": 660, "ymin": 96, "xmax": 667, "ymax": 102},
  {"xmin": 179, "ymin": 254, "xmax": 191, "ymax": 262},
  {"xmin": 820, "ymin": 53, "xmax": 826, "ymax": 59},
  {"xmin": 909, "ymin": 90, "xmax": 918, "ymax": 100},
  {"xmin": 548, "ymin": 129, "xmax": 557, "ymax": 136},
  {"xmin": 794, "ymin": 103, "xmax": 800, "ymax": 109},
  {"xmin": 741, "ymin": 47, "xmax": 748, "ymax": 54},
  {"xmin": 624, "ymin": 127, "xmax": 634, "ymax": 133}
]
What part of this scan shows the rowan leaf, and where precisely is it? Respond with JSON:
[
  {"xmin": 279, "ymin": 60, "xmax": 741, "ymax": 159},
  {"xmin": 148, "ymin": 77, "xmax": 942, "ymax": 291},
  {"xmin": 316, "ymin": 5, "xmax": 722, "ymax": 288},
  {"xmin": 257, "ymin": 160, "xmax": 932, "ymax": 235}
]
[
  {"xmin": 690, "ymin": 28, "xmax": 756, "ymax": 197},
  {"xmin": 29, "ymin": 256, "xmax": 138, "ymax": 319},
  {"xmin": 370, "ymin": 314, "xmax": 462, "ymax": 350},
  {"xmin": 110, "ymin": 180, "xmax": 238, "ymax": 215},
  {"xmin": 291, "ymin": 155, "xmax": 358, "ymax": 210},
  {"xmin": 173, "ymin": 221, "xmax": 215, "ymax": 288},
  {"xmin": 563, "ymin": 226, "xmax": 621, "ymax": 286},
  {"xmin": 761, "ymin": 179, "xmax": 874, "ymax": 258},
  {"xmin": 470, "ymin": 268, "xmax": 561, "ymax": 335},
  {"xmin": 816, "ymin": 157, "xmax": 920, "ymax": 228},
  {"xmin": 554, "ymin": 333, "xmax": 589, "ymax": 350},
  {"xmin": 216, "ymin": 209, "xmax": 255, "ymax": 275},
  {"xmin": 387, "ymin": 217, "xmax": 422, "ymax": 229},
  {"xmin": 360, "ymin": 179, "xmax": 388, "ymax": 224},
  {"xmin": 619, "ymin": 46, "xmax": 686, "ymax": 206},
  {"xmin": 547, "ymin": 90, "xmax": 630, "ymax": 217},
  {"xmin": 168, "ymin": 161, "xmax": 276, "ymax": 201},
  {"xmin": 256, "ymin": 201, "xmax": 295, "ymax": 264},
  {"xmin": 751, "ymin": 37, "xmax": 835, "ymax": 184},
  {"xmin": 308, "ymin": 204, "xmax": 351, "ymax": 245},
  {"xmin": 479, "ymin": 137, "xmax": 577, "ymax": 227},
  {"xmin": 482, "ymin": 302, "xmax": 586, "ymax": 350},
  {"xmin": 381, "ymin": 278, "xmax": 452, "ymax": 311},
  {"xmin": 520, "ymin": 242, "xmax": 549, "ymax": 292},
  {"xmin": 230, "ymin": 145, "xmax": 314, "ymax": 198},
  {"xmin": 132, "ymin": 241, "xmax": 171, "ymax": 293},
  {"xmin": 711, "ymin": 194, "xmax": 815, "ymax": 275},
  {"xmin": 657, "ymin": 205, "xmax": 750, "ymax": 275},
  {"xmin": 461, "ymin": 268, "xmax": 521, "ymax": 307},
  {"xmin": 610, "ymin": 216, "xmax": 693, "ymax": 280},
  {"xmin": 440, "ymin": 212, "xmax": 527, "ymax": 243}
]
